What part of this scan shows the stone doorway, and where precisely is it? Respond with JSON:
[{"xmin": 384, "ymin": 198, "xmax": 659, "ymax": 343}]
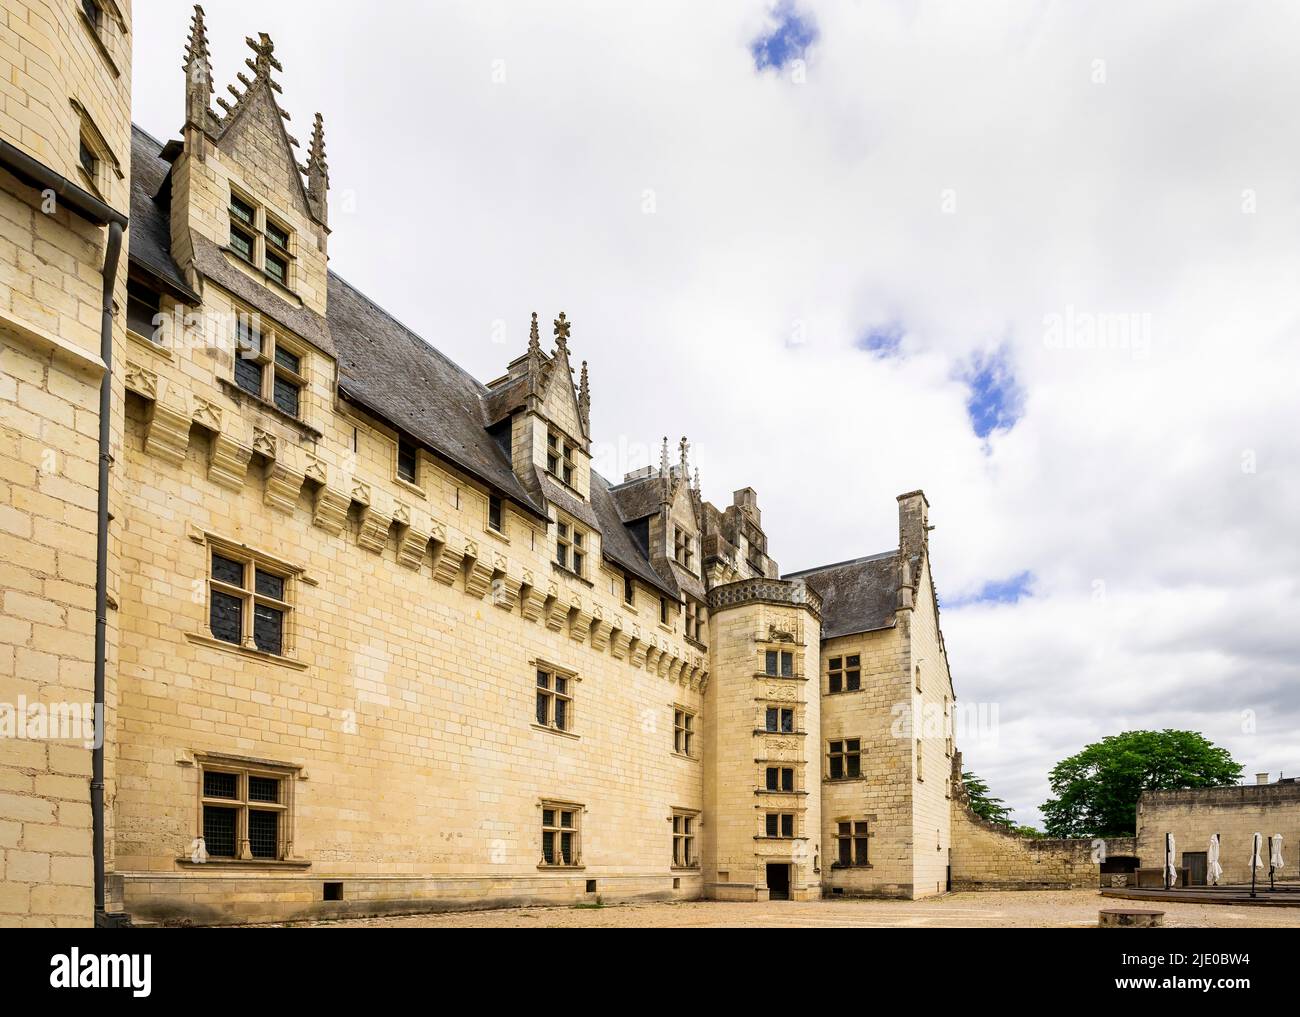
[{"xmin": 766, "ymin": 863, "xmax": 791, "ymax": 901}]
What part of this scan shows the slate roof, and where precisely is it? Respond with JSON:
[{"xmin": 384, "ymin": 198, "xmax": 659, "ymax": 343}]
[
  {"xmin": 785, "ymin": 551, "xmax": 901, "ymax": 639},
  {"xmin": 127, "ymin": 124, "xmax": 676, "ymax": 601},
  {"xmin": 128, "ymin": 126, "xmax": 197, "ymax": 301},
  {"xmin": 608, "ymin": 475, "xmax": 664, "ymax": 522}
]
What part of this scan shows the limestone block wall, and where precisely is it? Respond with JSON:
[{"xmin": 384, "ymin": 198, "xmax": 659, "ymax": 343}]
[
  {"xmin": 1136, "ymin": 783, "xmax": 1300, "ymax": 886},
  {"xmin": 112, "ymin": 362, "xmax": 712, "ymax": 921},
  {"xmin": 949, "ymin": 761, "xmax": 1099, "ymax": 890},
  {"xmin": 818, "ymin": 629, "xmax": 914, "ymax": 898},
  {"xmin": 0, "ymin": 0, "xmax": 132, "ymax": 928},
  {"xmin": 908, "ymin": 556, "xmax": 955, "ymax": 897},
  {"xmin": 0, "ymin": 0, "xmax": 133, "ymax": 215}
]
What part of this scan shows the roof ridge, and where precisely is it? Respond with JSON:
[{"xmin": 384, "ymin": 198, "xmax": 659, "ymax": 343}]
[
  {"xmin": 783, "ymin": 549, "xmax": 896, "ymax": 579},
  {"xmin": 131, "ymin": 122, "xmax": 168, "ymax": 148}
]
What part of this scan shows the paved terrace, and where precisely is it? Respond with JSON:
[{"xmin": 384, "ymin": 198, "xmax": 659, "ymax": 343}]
[{"xmin": 294, "ymin": 890, "xmax": 1300, "ymax": 929}]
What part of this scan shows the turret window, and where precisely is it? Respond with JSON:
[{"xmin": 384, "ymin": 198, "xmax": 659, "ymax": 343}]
[
  {"xmin": 765, "ymin": 707, "xmax": 795, "ymax": 733},
  {"xmin": 765, "ymin": 650, "xmax": 794, "ymax": 677},
  {"xmin": 765, "ymin": 813, "xmax": 795, "ymax": 839}
]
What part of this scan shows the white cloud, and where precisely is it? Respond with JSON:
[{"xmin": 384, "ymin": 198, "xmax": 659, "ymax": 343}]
[{"xmin": 131, "ymin": 1, "xmax": 1300, "ymax": 825}]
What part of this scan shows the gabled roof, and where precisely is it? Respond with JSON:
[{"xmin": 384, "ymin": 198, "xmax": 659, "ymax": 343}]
[
  {"xmin": 590, "ymin": 472, "xmax": 676, "ymax": 598},
  {"xmin": 785, "ymin": 551, "xmax": 900, "ymax": 639}
]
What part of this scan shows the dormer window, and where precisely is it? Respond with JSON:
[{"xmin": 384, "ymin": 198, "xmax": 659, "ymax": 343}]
[
  {"xmin": 674, "ymin": 527, "xmax": 694, "ymax": 571},
  {"xmin": 229, "ymin": 188, "xmax": 295, "ymax": 291},
  {"xmin": 556, "ymin": 521, "xmax": 585, "ymax": 577},
  {"xmin": 82, "ymin": 0, "xmax": 103, "ymax": 30},
  {"xmin": 546, "ymin": 432, "xmax": 574, "ymax": 487}
]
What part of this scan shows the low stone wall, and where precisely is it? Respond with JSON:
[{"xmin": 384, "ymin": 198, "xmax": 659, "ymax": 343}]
[
  {"xmin": 949, "ymin": 766, "xmax": 1099, "ymax": 891},
  {"xmin": 116, "ymin": 870, "xmax": 702, "ymax": 927}
]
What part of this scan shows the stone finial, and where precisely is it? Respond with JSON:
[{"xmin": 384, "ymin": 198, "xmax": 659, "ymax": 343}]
[
  {"xmin": 553, "ymin": 312, "xmax": 571, "ymax": 357},
  {"xmin": 183, "ymin": 5, "xmax": 214, "ymax": 128},
  {"xmin": 679, "ymin": 436, "xmax": 690, "ymax": 477},
  {"xmin": 659, "ymin": 436, "xmax": 670, "ymax": 479},
  {"xmin": 693, "ymin": 467, "xmax": 701, "ymax": 495},
  {"xmin": 578, "ymin": 361, "xmax": 591, "ymax": 432},
  {"xmin": 245, "ymin": 32, "xmax": 284, "ymax": 84},
  {"xmin": 528, "ymin": 312, "xmax": 542, "ymax": 356},
  {"xmin": 304, "ymin": 112, "xmax": 329, "ymax": 224}
]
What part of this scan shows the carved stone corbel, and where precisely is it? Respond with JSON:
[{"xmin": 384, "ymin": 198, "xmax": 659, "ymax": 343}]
[
  {"xmin": 264, "ymin": 461, "xmax": 305, "ymax": 514},
  {"xmin": 144, "ymin": 401, "xmax": 191, "ymax": 465},
  {"xmin": 207, "ymin": 433, "xmax": 251, "ymax": 491},
  {"xmin": 396, "ymin": 524, "xmax": 430, "ymax": 571},
  {"xmin": 312, "ymin": 485, "xmax": 349, "ymax": 536}
]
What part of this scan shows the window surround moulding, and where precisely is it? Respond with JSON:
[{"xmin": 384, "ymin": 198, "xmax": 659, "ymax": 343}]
[
  {"xmin": 180, "ymin": 752, "xmax": 308, "ymax": 867},
  {"xmin": 69, "ymin": 99, "xmax": 122, "ymax": 181},
  {"xmin": 189, "ymin": 528, "xmax": 317, "ymax": 586},
  {"xmin": 216, "ymin": 377, "xmax": 324, "ymax": 440},
  {"xmin": 77, "ymin": 0, "xmax": 124, "ymax": 78}
]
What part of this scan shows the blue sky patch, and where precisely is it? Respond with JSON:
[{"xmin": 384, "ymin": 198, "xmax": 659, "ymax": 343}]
[
  {"xmin": 855, "ymin": 322, "xmax": 904, "ymax": 358},
  {"xmin": 751, "ymin": 1, "xmax": 818, "ymax": 71},
  {"xmin": 943, "ymin": 571, "xmax": 1034, "ymax": 609},
  {"xmin": 963, "ymin": 346, "xmax": 1025, "ymax": 439}
]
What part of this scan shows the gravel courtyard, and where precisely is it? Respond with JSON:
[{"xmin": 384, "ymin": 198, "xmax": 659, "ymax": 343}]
[{"xmin": 306, "ymin": 890, "xmax": 1300, "ymax": 929}]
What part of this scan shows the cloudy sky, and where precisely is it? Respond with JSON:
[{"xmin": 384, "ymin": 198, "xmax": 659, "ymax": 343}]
[{"xmin": 132, "ymin": 1, "xmax": 1300, "ymax": 825}]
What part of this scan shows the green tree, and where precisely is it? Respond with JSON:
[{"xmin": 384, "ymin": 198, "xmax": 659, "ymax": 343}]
[
  {"xmin": 1041, "ymin": 730, "xmax": 1242, "ymax": 838},
  {"xmin": 961, "ymin": 770, "xmax": 1014, "ymax": 827}
]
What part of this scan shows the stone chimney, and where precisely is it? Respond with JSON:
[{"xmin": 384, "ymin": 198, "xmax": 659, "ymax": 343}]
[
  {"xmin": 1256, "ymin": 772, "xmax": 1271, "ymax": 785},
  {"xmin": 733, "ymin": 488, "xmax": 760, "ymax": 527},
  {"xmin": 897, "ymin": 490, "xmax": 930, "ymax": 562}
]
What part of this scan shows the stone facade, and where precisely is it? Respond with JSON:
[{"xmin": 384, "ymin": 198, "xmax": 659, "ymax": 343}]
[
  {"xmin": 1136, "ymin": 779, "xmax": 1300, "ymax": 886},
  {"xmin": 0, "ymin": 0, "xmax": 132, "ymax": 927},
  {"xmin": 0, "ymin": 5, "xmax": 1102, "ymax": 927}
]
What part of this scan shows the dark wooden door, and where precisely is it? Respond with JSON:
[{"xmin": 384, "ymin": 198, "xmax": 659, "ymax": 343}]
[{"xmin": 1183, "ymin": 851, "xmax": 1208, "ymax": 886}]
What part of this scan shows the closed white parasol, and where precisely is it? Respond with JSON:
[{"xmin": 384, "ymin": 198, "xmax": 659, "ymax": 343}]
[
  {"xmin": 1166, "ymin": 833, "xmax": 1177, "ymax": 887},
  {"xmin": 1271, "ymin": 834, "xmax": 1285, "ymax": 872},
  {"xmin": 1251, "ymin": 832, "xmax": 1264, "ymax": 872},
  {"xmin": 1207, "ymin": 834, "xmax": 1223, "ymax": 885}
]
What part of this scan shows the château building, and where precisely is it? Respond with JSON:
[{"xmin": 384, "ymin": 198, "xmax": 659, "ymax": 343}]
[{"xmin": 1, "ymin": 4, "xmax": 1097, "ymax": 926}]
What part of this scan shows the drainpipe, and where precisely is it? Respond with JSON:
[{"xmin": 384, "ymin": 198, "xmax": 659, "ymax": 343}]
[{"xmin": 93, "ymin": 220, "xmax": 124, "ymax": 925}]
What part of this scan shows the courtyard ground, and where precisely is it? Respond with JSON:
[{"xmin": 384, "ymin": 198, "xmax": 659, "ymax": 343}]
[{"xmin": 303, "ymin": 889, "xmax": 1300, "ymax": 929}]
